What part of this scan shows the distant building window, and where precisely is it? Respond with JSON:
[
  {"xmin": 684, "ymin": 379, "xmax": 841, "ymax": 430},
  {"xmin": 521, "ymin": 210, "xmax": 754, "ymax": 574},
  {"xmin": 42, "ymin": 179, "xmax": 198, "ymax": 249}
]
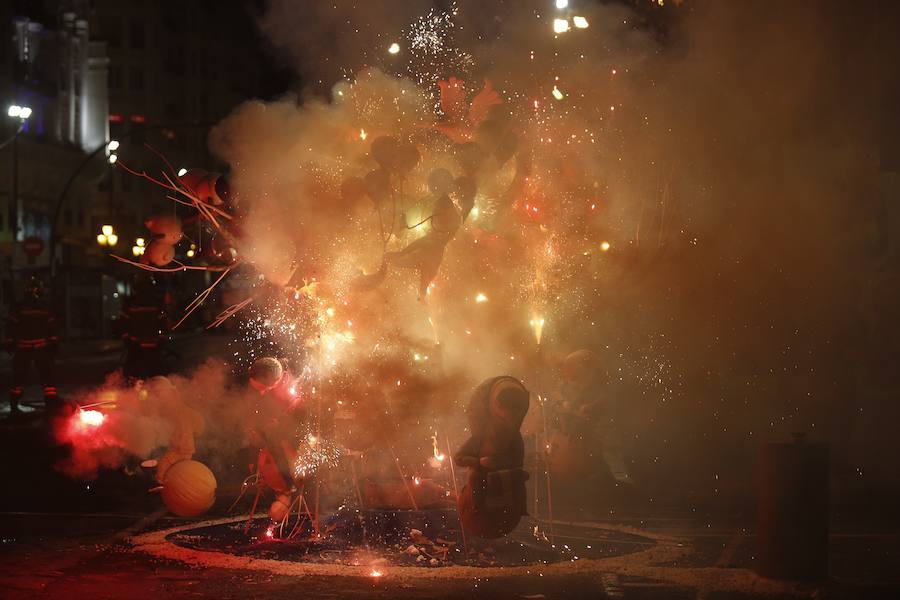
[
  {"xmin": 129, "ymin": 67, "xmax": 144, "ymax": 91},
  {"xmin": 99, "ymin": 16, "xmax": 122, "ymax": 47},
  {"xmin": 130, "ymin": 19, "xmax": 145, "ymax": 50},
  {"xmin": 130, "ymin": 121, "xmax": 147, "ymax": 145},
  {"xmin": 163, "ymin": 102, "xmax": 184, "ymax": 121},
  {"xmin": 109, "ymin": 65, "xmax": 122, "ymax": 89}
]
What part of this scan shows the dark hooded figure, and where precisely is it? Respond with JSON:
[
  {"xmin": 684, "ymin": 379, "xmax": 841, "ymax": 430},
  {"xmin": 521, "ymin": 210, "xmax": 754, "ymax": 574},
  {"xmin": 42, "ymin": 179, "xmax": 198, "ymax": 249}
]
[
  {"xmin": 120, "ymin": 276, "xmax": 167, "ymax": 379},
  {"xmin": 454, "ymin": 376, "xmax": 530, "ymax": 538},
  {"xmin": 5, "ymin": 278, "xmax": 60, "ymax": 417}
]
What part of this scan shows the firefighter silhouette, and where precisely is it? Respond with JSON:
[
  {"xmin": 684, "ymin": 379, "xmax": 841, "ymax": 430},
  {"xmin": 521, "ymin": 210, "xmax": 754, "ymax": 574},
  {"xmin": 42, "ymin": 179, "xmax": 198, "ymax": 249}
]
[
  {"xmin": 120, "ymin": 276, "xmax": 168, "ymax": 379},
  {"xmin": 4, "ymin": 278, "xmax": 60, "ymax": 417}
]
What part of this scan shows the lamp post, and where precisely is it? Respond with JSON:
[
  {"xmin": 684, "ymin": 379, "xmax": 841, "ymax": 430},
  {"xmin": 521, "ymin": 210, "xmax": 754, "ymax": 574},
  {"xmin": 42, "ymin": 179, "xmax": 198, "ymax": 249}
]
[
  {"xmin": 7, "ymin": 105, "xmax": 32, "ymax": 267},
  {"xmin": 96, "ymin": 224, "xmax": 118, "ymax": 247},
  {"xmin": 48, "ymin": 120, "xmax": 213, "ymax": 279},
  {"xmin": 48, "ymin": 138, "xmax": 118, "ymax": 277}
]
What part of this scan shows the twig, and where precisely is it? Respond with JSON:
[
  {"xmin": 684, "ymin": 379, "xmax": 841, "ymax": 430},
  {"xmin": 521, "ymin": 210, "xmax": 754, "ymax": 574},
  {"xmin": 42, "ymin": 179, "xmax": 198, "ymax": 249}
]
[
  {"xmin": 110, "ymin": 255, "xmax": 231, "ymax": 272},
  {"xmin": 172, "ymin": 268, "xmax": 231, "ymax": 330},
  {"xmin": 243, "ymin": 482, "xmax": 263, "ymax": 535},
  {"xmin": 208, "ymin": 297, "xmax": 253, "ymax": 329},
  {"xmin": 227, "ymin": 472, "xmax": 260, "ymax": 513},
  {"xmin": 445, "ymin": 431, "xmax": 469, "ymax": 557},
  {"xmin": 388, "ymin": 443, "xmax": 419, "ymax": 510}
]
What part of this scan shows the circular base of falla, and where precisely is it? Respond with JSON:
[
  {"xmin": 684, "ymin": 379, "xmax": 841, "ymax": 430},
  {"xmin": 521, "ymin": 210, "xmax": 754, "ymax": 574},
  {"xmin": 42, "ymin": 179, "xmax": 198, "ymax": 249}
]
[{"xmin": 127, "ymin": 510, "xmax": 684, "ymax": 580}]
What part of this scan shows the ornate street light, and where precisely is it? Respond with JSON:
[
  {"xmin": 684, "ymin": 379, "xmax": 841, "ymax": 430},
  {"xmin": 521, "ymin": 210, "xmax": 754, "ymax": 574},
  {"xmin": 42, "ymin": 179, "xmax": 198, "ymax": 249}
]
[{"xmin": 97, "ymin": 224, "xmax": 118, "ymax": 246}]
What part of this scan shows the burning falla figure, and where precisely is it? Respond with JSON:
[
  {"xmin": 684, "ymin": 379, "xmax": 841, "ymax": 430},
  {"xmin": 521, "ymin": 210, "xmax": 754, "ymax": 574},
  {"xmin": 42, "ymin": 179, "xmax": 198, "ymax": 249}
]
[
  {"xmin": 246, "ymin": 357, "xmax": 305, "ymax": 521},
  {"xmin": 454, "ymin": 376, "xmax": 530, "ymax": 539}
]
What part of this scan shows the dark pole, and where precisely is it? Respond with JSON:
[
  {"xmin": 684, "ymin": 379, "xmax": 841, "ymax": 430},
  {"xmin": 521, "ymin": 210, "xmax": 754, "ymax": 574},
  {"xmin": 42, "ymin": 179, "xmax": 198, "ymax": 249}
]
[
  {"xmin": 11, "ymin": 127, "xmax": 19, "ymax": 268},
  {"xmin": 48, "ymin": 141, "xmax": 109, "ymax": 278}
]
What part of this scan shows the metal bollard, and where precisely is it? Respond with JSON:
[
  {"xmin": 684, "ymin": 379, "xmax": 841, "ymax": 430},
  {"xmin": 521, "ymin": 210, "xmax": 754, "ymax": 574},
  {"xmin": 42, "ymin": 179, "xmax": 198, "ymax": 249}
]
[{"xmin": 756, "ymin": 433, "xmax": 829, "ymax": 580}]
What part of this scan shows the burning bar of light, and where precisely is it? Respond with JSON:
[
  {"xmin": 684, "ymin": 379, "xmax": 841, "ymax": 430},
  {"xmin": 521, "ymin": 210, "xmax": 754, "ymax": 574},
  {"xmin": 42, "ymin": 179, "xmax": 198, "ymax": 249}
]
[
  {"xmin": 432, "ymin": 434, "xmax": 446, "ymax": 461},
  {"xmin": 529, "ymin": 315, "xmax": 546, "ymax": 345}
]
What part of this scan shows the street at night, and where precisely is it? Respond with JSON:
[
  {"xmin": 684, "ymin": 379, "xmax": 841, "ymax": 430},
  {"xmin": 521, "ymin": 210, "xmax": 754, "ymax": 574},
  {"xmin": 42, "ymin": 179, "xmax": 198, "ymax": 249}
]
[{"xmin": 2, "ymin": 1, "xmax": 900, "ymax": 599}]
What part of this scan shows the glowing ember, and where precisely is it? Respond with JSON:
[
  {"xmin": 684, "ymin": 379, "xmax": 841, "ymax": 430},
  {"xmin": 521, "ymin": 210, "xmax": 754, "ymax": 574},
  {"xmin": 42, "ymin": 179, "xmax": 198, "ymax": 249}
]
[
  {"xmin": 387, "ymin": 43, "xmax": 400, "ymax": 55},
  {"xmin": 600, "ymin": 241, "xmax": 611, "ymax": 252},
  {"xmin": 475, "ymin": 292, "xmax": 488, "ymax": 303},
  {"xmin": 573, "ymin": 15, "xmax": 589, "ymax": 29},
  {"xmin": 553, "ymin": 18, "xmax": 570, "ymax": 34},
  {"xmin": 431, "ymin": 435, "xmax": 446, "ymax": 462},
  {"xmin": 552, "ymin": 86, "xmax": 565, "ymax": 101},
  {"xmin": 369, "ymin": 569, "xmax": 383, "ymax": 578}
]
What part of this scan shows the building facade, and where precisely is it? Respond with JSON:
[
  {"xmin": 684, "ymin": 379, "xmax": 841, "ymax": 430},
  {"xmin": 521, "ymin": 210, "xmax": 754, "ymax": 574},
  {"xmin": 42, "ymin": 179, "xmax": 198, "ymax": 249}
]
[{"xmin": 1, "ymin": 0, "xmax": 266, "ymax": 338}]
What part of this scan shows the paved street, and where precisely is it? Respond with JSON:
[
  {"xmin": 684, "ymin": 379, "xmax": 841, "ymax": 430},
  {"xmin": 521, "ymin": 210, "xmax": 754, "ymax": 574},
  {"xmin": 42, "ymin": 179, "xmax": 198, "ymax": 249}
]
[{"xmin": 1, "ymin": 336, "xmax": 898, "ymax": 599}]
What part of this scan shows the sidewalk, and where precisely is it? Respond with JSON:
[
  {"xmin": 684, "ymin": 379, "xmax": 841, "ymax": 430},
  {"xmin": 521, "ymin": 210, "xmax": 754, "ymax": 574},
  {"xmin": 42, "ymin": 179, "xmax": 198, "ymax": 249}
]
[{"xmin": 0, "ymin": 330, "xmax": 212, "ymax": 411}]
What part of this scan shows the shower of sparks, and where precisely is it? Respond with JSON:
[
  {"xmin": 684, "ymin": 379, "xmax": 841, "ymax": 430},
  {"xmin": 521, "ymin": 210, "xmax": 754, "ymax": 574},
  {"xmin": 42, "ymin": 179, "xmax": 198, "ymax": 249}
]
[
  {"xmin": 106, "ymin": 0, "xmax": 696, "ymax": 523},
  {"xmin": 403, "ymin": 3, "xmax": 474, "ymax": 106},
  {"xmin": 293, "ymin": 428, "xmax": 343, "ymax": 479}
]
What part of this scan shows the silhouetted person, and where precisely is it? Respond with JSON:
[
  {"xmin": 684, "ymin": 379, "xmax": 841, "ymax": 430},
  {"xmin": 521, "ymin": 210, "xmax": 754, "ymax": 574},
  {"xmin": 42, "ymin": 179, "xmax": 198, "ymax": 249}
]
[
  {"xmin": 4, "ymin": 278, "xmax": 60, "ymax": 417},
  {"xmin": 454, "ymin": 376, "xmax": 530, "ymax": 539},
  {"xmin": 120, "ymin": 277, "xmax": 168, "ymax": 379}
]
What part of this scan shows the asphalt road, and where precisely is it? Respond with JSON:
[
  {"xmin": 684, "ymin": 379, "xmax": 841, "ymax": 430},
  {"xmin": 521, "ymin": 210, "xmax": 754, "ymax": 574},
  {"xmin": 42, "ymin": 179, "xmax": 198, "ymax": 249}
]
[{"xmin": 1, "ymin": 335, "xmax": 898, "ymax": 599}]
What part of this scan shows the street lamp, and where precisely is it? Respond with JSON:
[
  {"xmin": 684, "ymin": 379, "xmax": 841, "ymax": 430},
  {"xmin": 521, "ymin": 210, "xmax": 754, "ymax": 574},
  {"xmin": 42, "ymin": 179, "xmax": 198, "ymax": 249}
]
[
  {"xmin": 7, "ymin": 104, "xmax": 32, "ymax": 260},
  {"xmin": 132, "ymin": 237, "xmax": 146, "ymax": 257},
  {"xmin": 106, "ymin": 139, "xmax": 119, "ymax": 164},
  {"xmin": 97, "ymin": 224, "xmax": 118, "ymax": 247},
  {"xmin": 7, "ymin": 104, "xmax": 32, "ymax": 120}
]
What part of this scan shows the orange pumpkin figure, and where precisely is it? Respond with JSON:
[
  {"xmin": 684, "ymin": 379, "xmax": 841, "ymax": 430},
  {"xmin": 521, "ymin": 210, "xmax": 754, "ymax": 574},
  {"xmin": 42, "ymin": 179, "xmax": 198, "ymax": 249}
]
[{"xmin": 161, "ymin": 459, "xmax": 217, "ymax": 517}]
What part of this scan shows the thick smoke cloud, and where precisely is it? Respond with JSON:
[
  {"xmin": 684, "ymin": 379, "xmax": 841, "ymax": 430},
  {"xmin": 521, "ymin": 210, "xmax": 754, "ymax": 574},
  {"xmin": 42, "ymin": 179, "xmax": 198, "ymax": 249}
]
[
  {"xmin": 246, "ymin": 0, "xmax": 900, "ymax": 498},
  {"xmin": 62, "ymin": 1, "xmax": 900, "ymax": 505}
]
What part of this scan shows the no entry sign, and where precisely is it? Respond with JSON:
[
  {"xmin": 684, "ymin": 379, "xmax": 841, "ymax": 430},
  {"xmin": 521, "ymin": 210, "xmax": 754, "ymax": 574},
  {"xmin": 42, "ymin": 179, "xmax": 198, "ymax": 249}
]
[{"xmin": 23, "ymin": 236, "xmax": 45, "ymax": 257}]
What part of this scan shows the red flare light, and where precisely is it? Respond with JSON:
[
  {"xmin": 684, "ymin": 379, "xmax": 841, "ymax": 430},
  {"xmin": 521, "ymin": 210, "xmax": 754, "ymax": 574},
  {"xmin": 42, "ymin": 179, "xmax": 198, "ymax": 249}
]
[{"xmin": 78, "ymin": 410, "xmax": 105, "ymax": 428}]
